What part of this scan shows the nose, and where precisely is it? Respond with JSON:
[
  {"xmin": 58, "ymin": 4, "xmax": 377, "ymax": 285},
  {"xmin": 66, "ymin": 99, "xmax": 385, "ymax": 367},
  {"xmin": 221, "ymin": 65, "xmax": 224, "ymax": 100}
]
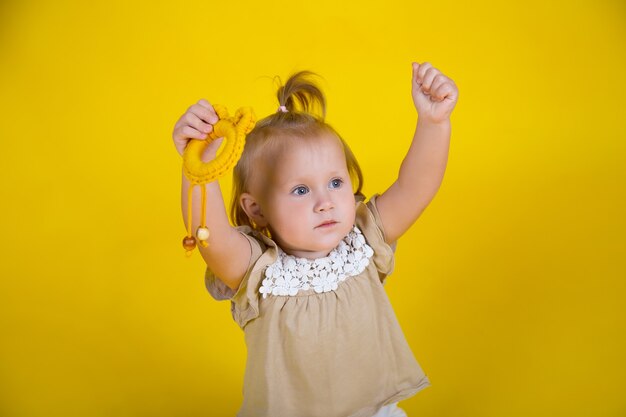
[{"xmin": 314, "ymin": 191, "xmax": 335, "ymax": 213}]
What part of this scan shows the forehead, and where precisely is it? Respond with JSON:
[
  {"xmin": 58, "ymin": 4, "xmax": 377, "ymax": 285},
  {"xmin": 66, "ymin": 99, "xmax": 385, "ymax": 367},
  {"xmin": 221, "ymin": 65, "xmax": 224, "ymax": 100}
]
[
  {"xmin": 271, "ymin": 134, "xmax": 347, "ymax": 177},
  {"xmin": 249, "ymin": 133, "xmax": 348, "ymax": 195}
]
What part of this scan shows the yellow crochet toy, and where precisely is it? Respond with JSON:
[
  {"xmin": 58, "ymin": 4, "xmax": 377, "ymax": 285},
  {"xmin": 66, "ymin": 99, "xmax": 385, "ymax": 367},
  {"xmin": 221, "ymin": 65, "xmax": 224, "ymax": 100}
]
[{"xmin": 182, "ymin": 104, "xmax": 255, "ymax": 256}]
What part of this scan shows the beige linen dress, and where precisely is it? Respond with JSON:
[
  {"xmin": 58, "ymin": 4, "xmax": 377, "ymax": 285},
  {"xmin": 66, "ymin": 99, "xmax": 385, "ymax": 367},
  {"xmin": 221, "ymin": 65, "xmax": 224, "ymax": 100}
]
[{"xmin": 205, "ymin": 196, "xmax": 431, "ymax": 417}]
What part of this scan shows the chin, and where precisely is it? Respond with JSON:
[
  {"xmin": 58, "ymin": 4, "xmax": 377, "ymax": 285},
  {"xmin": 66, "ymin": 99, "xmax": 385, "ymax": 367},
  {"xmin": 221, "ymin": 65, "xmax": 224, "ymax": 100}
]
[{"xmin": 317, "ymin": 234, "xmax": 348, "ymax": 252}]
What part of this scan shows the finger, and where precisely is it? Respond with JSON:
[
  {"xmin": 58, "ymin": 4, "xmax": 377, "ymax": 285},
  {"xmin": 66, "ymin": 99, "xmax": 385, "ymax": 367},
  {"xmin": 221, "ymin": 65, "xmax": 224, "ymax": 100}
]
[
  {"xmin": 184, "ymin": 111, "xmax": 214, "ymax": 135},
  {"xmin": 412, "ymin": 62, "xmax": 421, "ymax": 85},
  {"xmin": 190, "ymin": 100, "xmax": 219, "ymax": 125},
  {"xmin": 432, "ymin": 82, "xmax": 456, "ymax": 102},
  {"xmin": 420, "ymin": 67, "xmax": 441, "ymax": 92},
  {"xmin": 173, "ymin": 125, "xmax": 206, "ymax": 146},
  {"xmin": 177, "ymin": 125, "xmax": 208, "ymax": 141},
  {"xmin": 196, "ymin": 99, "xmax": 219, "ymax": 121},
  {"xmin": 416, "ymin": 62, "xmax": 433, "ymax": 84},
  {"xmin": 429, "ymin": 74, "xmax": 448, "ymax": 99},
  {"xmin": 197, "ymin": 98, "xmax": 212, "ymax": 109},
  {"xmin": 211, "ymin": 137, "xmax": 225, "ymax": 147}
]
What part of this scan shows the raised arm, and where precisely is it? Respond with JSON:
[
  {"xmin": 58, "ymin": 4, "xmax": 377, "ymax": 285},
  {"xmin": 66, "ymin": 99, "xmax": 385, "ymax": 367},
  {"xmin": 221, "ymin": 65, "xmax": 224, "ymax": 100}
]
[
  {"xmin": 376, "ymin": 62, "xmax": 458, "ymax": 243},
  {"xmin": 175, "ymin": 99, "xmax": 251, "ymax": 291}
]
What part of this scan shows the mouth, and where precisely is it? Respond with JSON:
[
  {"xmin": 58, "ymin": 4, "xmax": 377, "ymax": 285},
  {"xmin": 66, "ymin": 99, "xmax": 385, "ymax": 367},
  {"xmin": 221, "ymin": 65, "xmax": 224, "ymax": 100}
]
[{"xmin": 316, "ymin": 220, "xmax": 338, "ymax": 229}]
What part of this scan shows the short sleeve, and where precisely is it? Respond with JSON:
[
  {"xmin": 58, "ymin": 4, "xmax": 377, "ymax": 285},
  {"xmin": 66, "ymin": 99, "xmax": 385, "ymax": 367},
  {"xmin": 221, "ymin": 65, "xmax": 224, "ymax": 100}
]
[
  {"xmin": 204, "ymin": 226, "xmax": 279, "ymax": 329},
  {"xmin": 356, "ymin": 194, "xmax": 397, "ymax": 284}
]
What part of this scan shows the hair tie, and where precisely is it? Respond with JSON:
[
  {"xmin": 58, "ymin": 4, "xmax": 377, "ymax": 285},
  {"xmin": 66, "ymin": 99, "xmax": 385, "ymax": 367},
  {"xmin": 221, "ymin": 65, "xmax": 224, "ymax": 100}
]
[{"xmin": 277, "ymin": 105, "xmax": 288, "ymax": 113}]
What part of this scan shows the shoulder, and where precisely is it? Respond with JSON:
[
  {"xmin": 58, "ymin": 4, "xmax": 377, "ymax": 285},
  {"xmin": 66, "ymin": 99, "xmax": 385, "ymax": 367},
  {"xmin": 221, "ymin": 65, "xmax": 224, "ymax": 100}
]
[
  {"xmin": 205, "ymin": 226, "xmax": 279, "ymax": 297},
  {"xmin": 204, "ymin": 226, "xmax": 282, "ymax": 329},
  {"xmin": 355, "ymin": 195, "xmax": 397, "ymax": 280},
  {"xmin": 356, "ymin": 194, "xmax": 390, "ymax": 243}
]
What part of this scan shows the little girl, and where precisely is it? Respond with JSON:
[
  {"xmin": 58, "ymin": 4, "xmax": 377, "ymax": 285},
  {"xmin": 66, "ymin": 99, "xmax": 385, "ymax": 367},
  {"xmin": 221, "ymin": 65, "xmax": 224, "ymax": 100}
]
[{"xmin": 172, "ymin": 62, "xmax": 458, "ymax": 417}]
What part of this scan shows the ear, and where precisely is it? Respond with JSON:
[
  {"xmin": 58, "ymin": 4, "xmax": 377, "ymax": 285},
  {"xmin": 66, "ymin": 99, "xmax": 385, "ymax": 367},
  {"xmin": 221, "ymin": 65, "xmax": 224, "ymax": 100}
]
[{"xmin": 240, "ymin": 192, "xmax": 268, "ymax": 228}]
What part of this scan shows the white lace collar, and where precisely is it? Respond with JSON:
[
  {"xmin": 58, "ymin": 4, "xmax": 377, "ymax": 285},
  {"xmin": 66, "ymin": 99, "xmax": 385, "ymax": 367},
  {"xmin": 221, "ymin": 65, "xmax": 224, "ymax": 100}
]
[{"xmin": 259, "ymin": 226, "xmax": 374, "ymax": 298}]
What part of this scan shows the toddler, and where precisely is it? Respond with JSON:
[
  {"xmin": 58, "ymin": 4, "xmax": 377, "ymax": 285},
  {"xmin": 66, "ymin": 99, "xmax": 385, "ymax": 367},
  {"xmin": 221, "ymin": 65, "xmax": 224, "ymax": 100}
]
[{"xmin": 172, "ymin": 62, "xmax": 458, "ymax": 417}]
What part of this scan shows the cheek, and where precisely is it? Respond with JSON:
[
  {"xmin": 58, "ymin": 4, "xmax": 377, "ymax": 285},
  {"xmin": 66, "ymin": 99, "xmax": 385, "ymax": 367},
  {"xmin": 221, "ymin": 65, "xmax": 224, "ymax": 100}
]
[
  {"xmin": 346, "ymin": 206, "xmax": 357, "ymax": 224},
  {"xmin": 267, "ymin": 197, "xmax": 308, "ymax": 227},
  {"xmin": 341, "ymin": 191, "xmax": 356, "ymax": 214},
  {"xmin": 340, "ymin": 193, "xmax": 357, "ymax": 220}
]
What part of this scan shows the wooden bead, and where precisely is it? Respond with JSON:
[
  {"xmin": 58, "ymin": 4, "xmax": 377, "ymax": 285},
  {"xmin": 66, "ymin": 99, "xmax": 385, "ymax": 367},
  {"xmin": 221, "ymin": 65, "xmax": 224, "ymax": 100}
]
[
  {"xmin": 182, "ymin": 236, "xmax": 197, "ymax": 251},
  {"xmin": 196, "ymin": 227, "xmax": 210, "ymax": 241}
]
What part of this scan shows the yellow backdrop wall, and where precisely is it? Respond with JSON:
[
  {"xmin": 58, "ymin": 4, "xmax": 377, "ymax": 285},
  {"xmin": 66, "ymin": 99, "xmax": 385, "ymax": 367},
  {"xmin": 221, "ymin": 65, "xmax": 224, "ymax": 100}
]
[{"xmin": 0, "ymin": 0, "xmax": 625, "ymax": 416}]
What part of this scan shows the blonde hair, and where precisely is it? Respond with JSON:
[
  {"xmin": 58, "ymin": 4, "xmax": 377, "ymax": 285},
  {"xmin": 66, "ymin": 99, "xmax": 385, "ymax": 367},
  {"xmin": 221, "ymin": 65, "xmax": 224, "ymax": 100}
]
[{"xmin": 230, "ymin": 71, "xmax": 364, "ymax": 231}]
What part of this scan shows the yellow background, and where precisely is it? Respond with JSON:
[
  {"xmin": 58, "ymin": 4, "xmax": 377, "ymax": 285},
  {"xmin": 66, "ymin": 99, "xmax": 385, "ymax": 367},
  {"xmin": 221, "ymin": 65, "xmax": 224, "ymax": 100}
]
[{"xmin": 1, "ymin": 0, "xmax": 625, "ymax": 416}]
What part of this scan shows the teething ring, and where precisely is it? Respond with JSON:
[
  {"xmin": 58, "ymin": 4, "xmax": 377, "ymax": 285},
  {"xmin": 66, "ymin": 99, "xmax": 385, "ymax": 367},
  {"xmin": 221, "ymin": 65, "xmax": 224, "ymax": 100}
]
[{"xmin": 182, "ymin": 104, "xmax": 255, "ymax": 256}]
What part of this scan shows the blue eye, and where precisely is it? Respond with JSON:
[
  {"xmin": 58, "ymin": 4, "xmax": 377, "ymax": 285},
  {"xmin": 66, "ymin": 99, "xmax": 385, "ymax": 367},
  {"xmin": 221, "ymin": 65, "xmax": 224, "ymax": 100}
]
[
  {"xmin": 292, "ymin": 185, "xmax": 309, "ymax": 196},
  {"xmin": 329, "ymin": 178, "xmax": 343, "ymax": 189}
]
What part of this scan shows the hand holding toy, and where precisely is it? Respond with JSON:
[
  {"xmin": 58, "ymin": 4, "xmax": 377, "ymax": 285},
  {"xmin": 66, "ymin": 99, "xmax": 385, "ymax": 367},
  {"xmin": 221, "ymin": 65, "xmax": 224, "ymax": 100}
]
[{"xmin": 182, "ymin": 104, "xmax": 255, "ymax": 256}]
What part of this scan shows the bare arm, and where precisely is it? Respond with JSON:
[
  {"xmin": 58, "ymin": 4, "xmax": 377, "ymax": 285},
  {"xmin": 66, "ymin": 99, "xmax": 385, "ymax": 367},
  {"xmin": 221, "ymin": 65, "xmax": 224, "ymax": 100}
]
[
  {"xmin": 175, "ymin": 99, "xmax": 251, "ymax": 291},
  {"xmin": 376, "ymin": 62, "xmax": 458, "ymax": 243},
  {"xmin": 377, "ymin": 119, "xmax": 451, "ymax": 243},
  {"xmin": 181, "ymin": 171, "xmax": 251, "ymax": 291}
]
